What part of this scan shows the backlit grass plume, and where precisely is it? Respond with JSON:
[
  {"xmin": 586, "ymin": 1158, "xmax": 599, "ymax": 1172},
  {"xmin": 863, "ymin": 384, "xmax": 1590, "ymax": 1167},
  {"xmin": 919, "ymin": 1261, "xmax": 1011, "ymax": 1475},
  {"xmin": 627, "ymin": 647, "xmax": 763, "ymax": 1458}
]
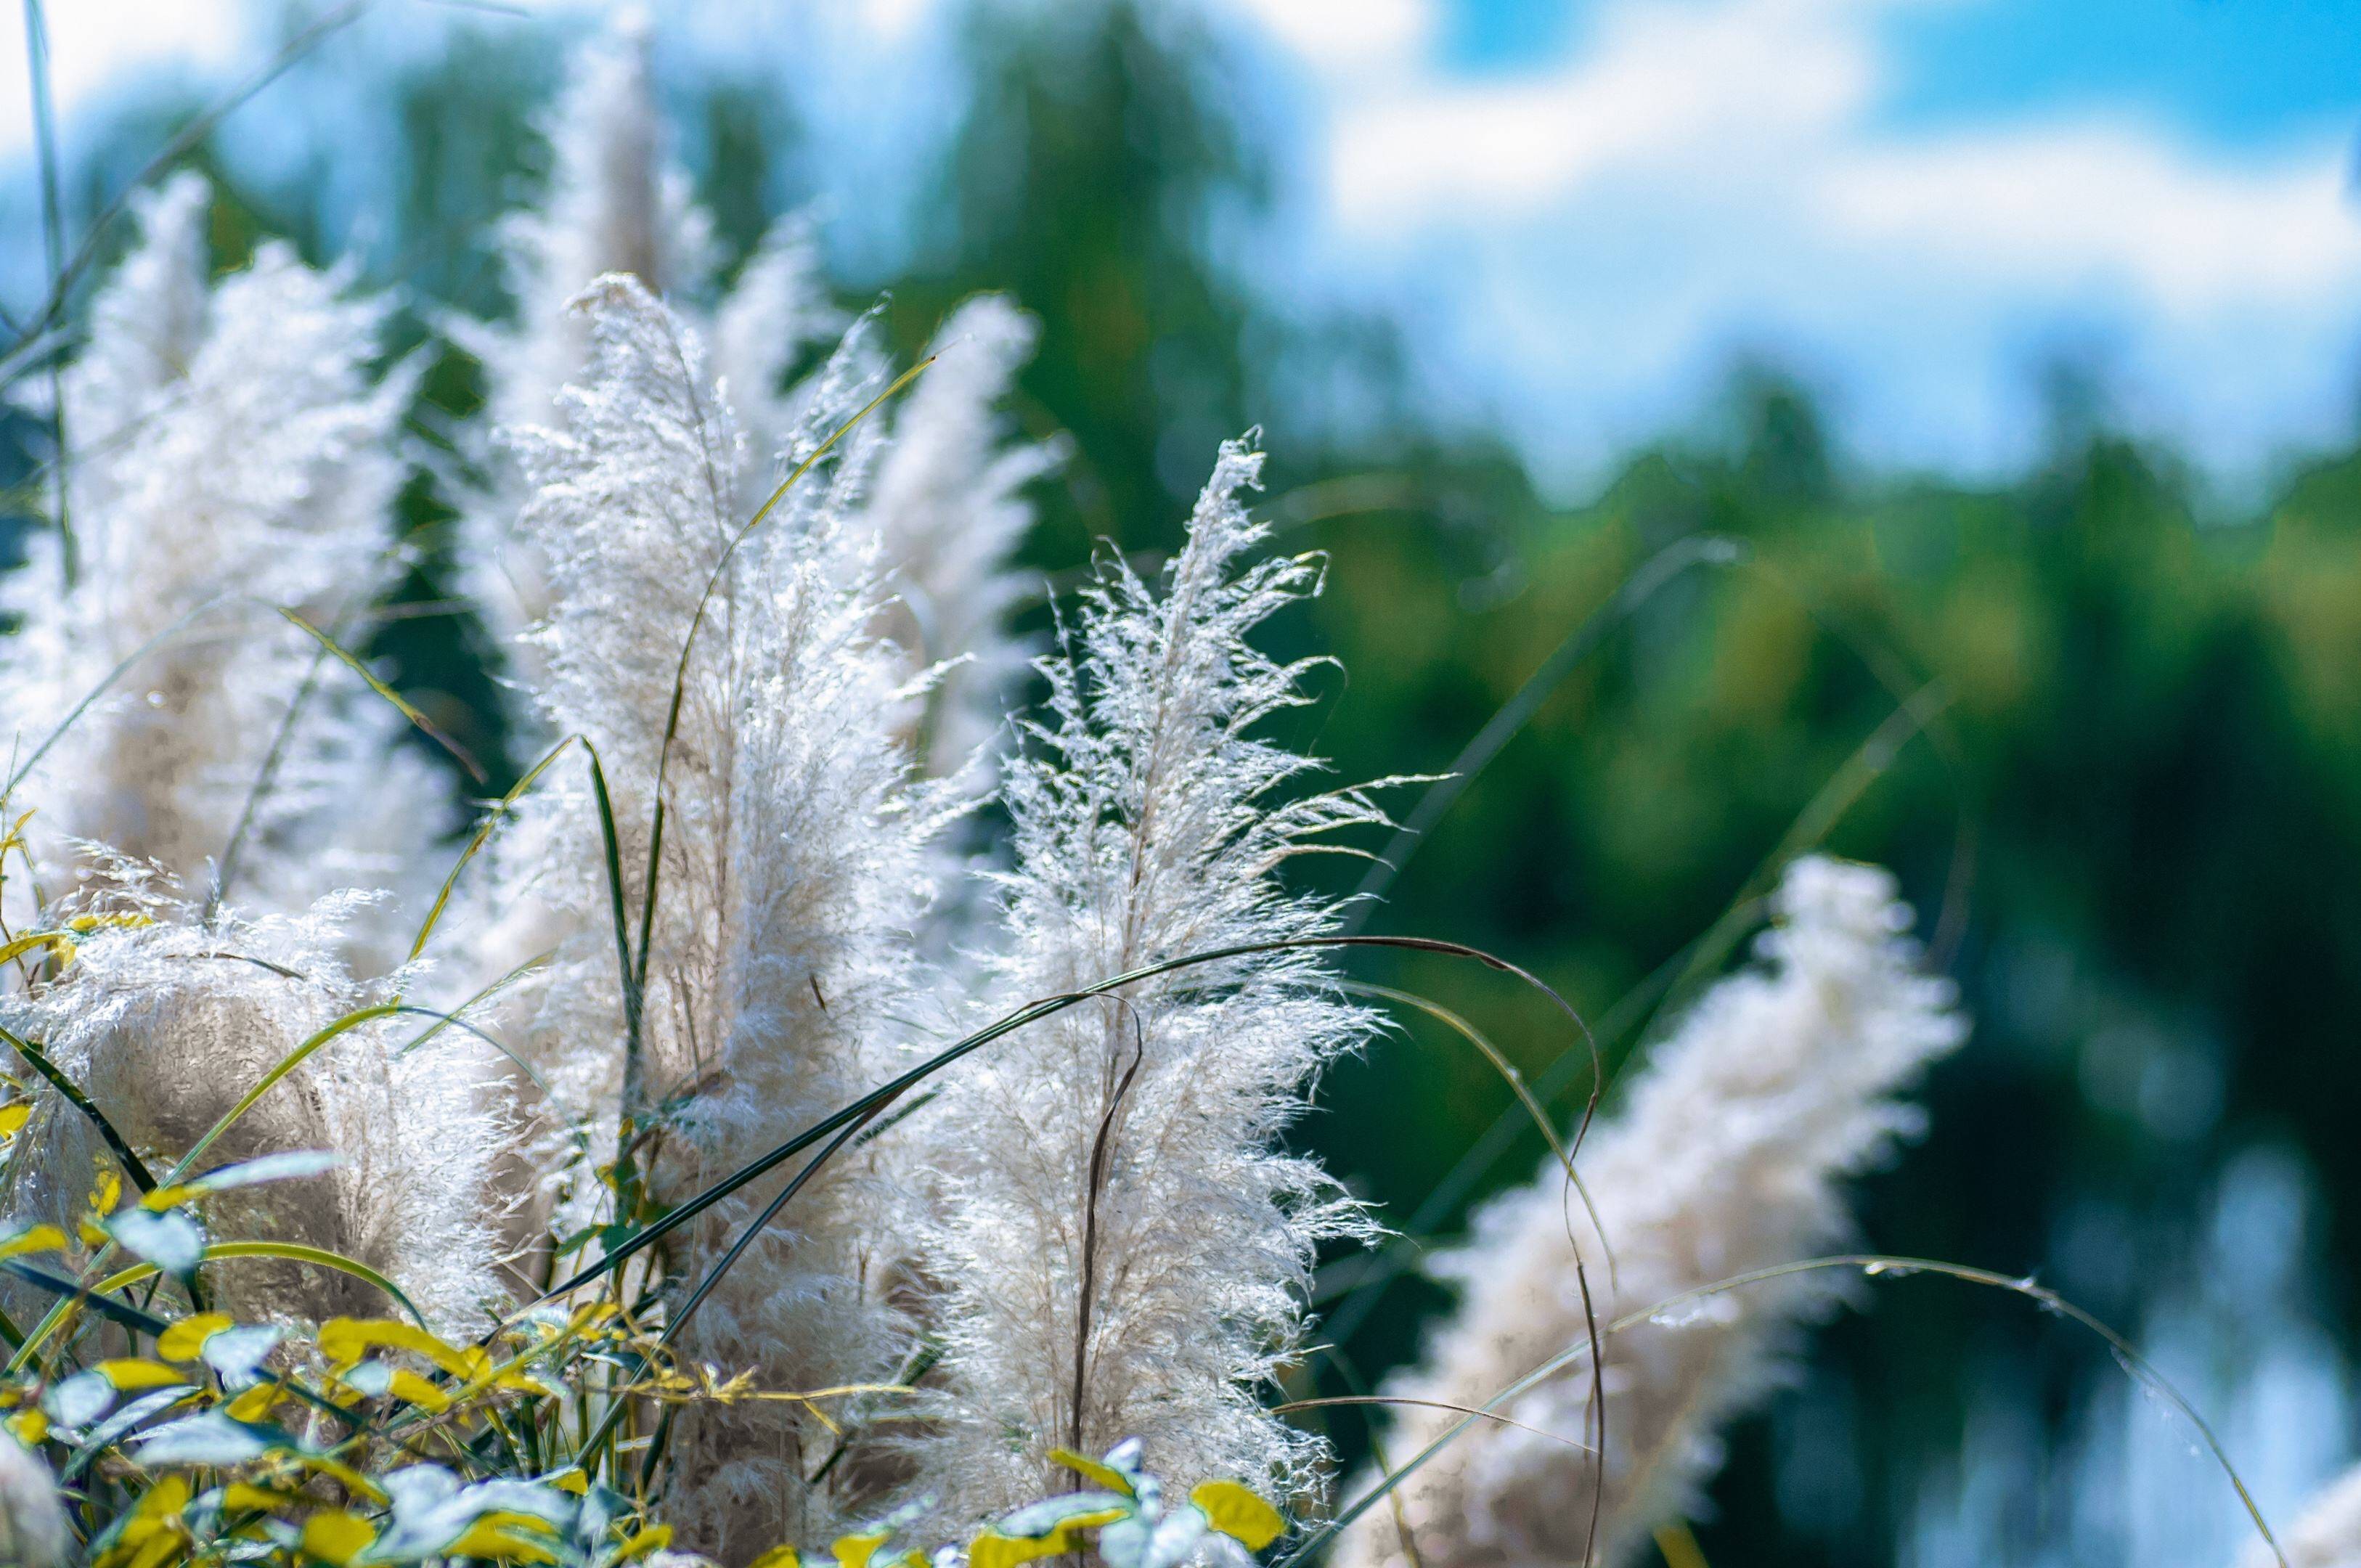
[
  {"xmin": 0, "ymin": 889, "xmax": 510, "ymax": 1335},
  {"xmin": 465, "ymin": 272, "xmax": 948, "ymax": 1553},
  {"xmin": 459, "ymin": 16, "xmax": 839, "ymax": 702},
  {"xmin": 1338, "ymin": 856, "xmax": 1964, "ymax": 1568},
  {"xmin": 0, "ymin": 171, "xmax": 443, "ymax": 961},
  {"xmin": 911, "ymin": 436, "xmax": 1390, "ymax": 1527},
  {"xmin": 861, "ymin": 295, "xmax": 1059, "ymax": 780}
]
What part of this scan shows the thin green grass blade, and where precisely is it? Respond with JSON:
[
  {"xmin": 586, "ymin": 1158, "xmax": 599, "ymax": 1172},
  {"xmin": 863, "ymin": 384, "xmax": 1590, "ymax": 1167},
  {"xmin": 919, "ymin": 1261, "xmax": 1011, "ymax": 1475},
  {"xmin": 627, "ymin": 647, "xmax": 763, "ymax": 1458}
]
[
  {"xmin": 0, "ymin": 1022, "xmax": 157, "ymax": 1191},
  {"xmin": 280, "ymin": 609, "xmax": 486, "ymax": 783},
  {"xmin": 1284, "ymin": 1256, "xmax": 2285, "ymax": 1568},
  {"xmin": 1347, "ymin": 535, "xmax": 1741, "ymax": 930},
  {"xmin": 20, "ymin": 0, "xmax": 74, "ymax": 584},
  {"xmin": 629, "ymin": 354, "xmax": 937, "ymax": 1039},
  {"xmin": 1337, "ymin": 979, "xmax": 1612, "ymax": 1283},
  {"xmin": 163, "ymin": 1004, "xmax": 401, "ymax": 1186},
  {"xmin": 525, "ymin": 934, "xmax": 1598, "ymax": 1309},
  {"xmin": 94, "ymin": 1240, "xmax": 425, "ymax": 1328},
  {"xmin": 408, "ymin": 734, "xmax": 578, "ymax": 961},
  {"xmin": 1, "ymin": 601, "xmax": 225, "ymax": 807},
  {"xmin": 208, "ymin": 639, "xmax": 333, "ymax": 919},
  {"xmin": 582, "ymin": 742, "xmax": 645, "ymax": 1130}
]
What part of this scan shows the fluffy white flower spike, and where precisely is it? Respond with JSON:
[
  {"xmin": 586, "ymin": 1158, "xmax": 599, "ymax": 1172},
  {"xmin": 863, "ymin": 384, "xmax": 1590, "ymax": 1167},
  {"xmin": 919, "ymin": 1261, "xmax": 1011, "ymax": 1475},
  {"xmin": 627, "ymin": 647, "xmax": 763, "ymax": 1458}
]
[
  {"xmin": 478, "ymin": 274, "xmax": 945, "ymax": 1553},
  {"xmin": 1339, "ymin": 857, "xmax": 1964, "ymax": 1568},
  {"xmin": 0, "ymin": 897, "xmax": 509, "ymax": 1335},
  {"xmin": 861, "ymin": 295, "xmax": 1057, "ymax": 779},
  {"xmin": 0, "ymin": 171, "xmax": 444, "ymax": 960},
  {"xmin": 914, "ymin": 436, "xmax": 1390, "ymax": 1525}
]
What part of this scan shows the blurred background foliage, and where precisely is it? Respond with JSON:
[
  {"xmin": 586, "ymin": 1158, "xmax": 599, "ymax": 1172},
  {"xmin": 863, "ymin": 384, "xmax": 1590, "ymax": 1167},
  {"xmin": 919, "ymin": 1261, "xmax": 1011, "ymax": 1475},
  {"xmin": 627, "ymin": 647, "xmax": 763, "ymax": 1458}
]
[{"xmin": 8, "ymin": 0, "xmax": 2360, "ymax": 1561}]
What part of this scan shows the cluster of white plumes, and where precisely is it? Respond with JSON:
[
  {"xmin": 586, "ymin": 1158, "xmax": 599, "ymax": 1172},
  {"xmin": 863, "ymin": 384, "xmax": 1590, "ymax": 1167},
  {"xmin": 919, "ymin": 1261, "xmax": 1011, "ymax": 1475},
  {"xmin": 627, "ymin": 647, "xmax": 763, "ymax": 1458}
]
[
  {"xmin": 0, "ymin": 17, "xmax": 1972, "ymax": 1568},
  {"xmin": 1336, "ymin": 857, "xmax": 1965, "ymax": 1568}
]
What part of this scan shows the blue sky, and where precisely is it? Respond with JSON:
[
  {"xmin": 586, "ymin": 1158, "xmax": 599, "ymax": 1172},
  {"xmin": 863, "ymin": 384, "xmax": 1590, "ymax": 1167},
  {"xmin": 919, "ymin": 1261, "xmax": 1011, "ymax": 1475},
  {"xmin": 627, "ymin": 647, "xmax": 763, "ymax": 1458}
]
[
  {"xmin": 7, "ymin": 0, "xmax": 2361, "ymax": 493},
  {"xmin": 1233, "ymin": 0, "xmax": 2361, "ymax": 489}
]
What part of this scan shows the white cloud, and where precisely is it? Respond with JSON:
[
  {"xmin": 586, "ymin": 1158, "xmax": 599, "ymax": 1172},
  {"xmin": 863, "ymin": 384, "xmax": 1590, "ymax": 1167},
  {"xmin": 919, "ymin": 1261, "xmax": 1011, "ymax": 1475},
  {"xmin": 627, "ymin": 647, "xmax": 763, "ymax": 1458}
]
[
  {"xmin": 1238, "ymin": 0, "xmax": 2361, "ymax": 483},
  {"xmin": 0, "ymin": 0, "xmax": 242, "ymax": 159}
]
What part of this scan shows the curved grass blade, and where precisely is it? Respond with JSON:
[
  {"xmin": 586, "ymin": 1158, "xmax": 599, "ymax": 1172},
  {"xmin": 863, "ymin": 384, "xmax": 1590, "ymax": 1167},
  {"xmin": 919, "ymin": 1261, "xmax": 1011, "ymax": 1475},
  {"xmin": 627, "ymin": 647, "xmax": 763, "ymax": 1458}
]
[
  {"xmin": 162, "ymin": 1003, "xmax": 401, "ymax": 1186},
  {"xmin": 408, "ymin": 734, "xmax": 578, "ymax": 961},
  {"xmin": 280, "ymin": 609, "xmax": 486, "ymax": 784},
  {"xmin": 208, "ymin": 637, "xmax": 335, "ymax": 919},
  {"xmin": 94, "ymin": 1239, "xmax": 426, "ymax": 1328},
  {"xmin": 1284, "ymin": 1254, "xmax": 2285, "ymax": 1568},
  {"xmin": 1337, "ymin": 979, "xmax": 1612, "ymax": 1285},
  {"xmin": 627, "ymin": 354, "xmax": 937, "ymax": 1060},
  {"xmin": 582, "ymin": 741, "xmax": 643, "ymax": 1132},
  {"xmin": 570, "ymin": 1103, "xmax": 886, "ymax": 1474},
  {"xmin": 1, "ymin": 600, "xmax": 227, "ymax": 807},
  {"xmin": 529, "ymin": 933, "xmax": 1603, "ymax": 1318},
  {"xmin": 1346, "ymin": 534, "xmax": 1742, "ymax": 929},
  {"xmin": 0, "ymin": 1022, "xmax": 157, "ymax": 1191}
]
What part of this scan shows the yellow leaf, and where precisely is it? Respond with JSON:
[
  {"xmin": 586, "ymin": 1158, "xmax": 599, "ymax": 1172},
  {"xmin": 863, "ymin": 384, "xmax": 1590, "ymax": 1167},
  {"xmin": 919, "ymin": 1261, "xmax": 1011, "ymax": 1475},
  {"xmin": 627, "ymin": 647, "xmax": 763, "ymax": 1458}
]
[
  {"xmin": 1653, "ymin": 1523, "xmax": 1710, "ymax": 1568},
  {"xmin": 1048, "ymin": 1446, "xmax": 1137, "ymax": 1498},
  {"xmin": 301, "ymin": 1511, "xmax": 375, "ymax": 1567},
  {"xmin": 223, "ymin": 1484, "xmax": 296, "ymax": 1514},
  {"xmin": 0, "ymin": 1222, "xmax": 65, "ymax": 1259},
  {"xmin": 92, "ymin": 1169, "xmax": 123, "ymax": 1217},
  {"xmin": 547, "ymin": 1469, "xmax": 590, "ymax": 1497},
  {"xmin": 1191, "ymin": 1482, "xmax": 1284, "ymax": 1551},
  {"xmin": 609, "ymin": 1524, "xmax": 674, "ymax": 1561},
  {"xmin": 97, "ymin": 1358, "xmax": 188, "ymax": 1392},
  {"xmin": 0, "ymin": 932, "xmax": 73, "ymax": 968},
  {"xmin": 8, "ymin": 1408, "xmax": 49, "ymax": 1446},
  {"xmin": 292, "ymin": 1453, "xmax": 388, "ymax": 1505},
  {"xmin": 317, "ymin": 1316, "xmax": 470, "ymax": 1377},
  {"xmin": 967, "ymin": 1533, "xmax": 1066, "ymax": 1568},
  {"xmin": 156, "ymin": 1313, "xmax": 233, "ymax": 1363},
  {"xmin": 747, "ymin": 1546, "xmax": 802, "ymax": 1568},
  {"xmin": 445, "ymin": 1516, "xmax": 560, "ymax": 1564},
  {"xmin": 0, "ymin": 1102, "xmax": 31, "ymax": 1138},
  {"xmin": 833, "ymin": 1530, "xmax": 892, "ymax": 1568},
  {"xmin": 226, "ymin": 1384, "xmax": 280, "ymax": 1422},
  {"xmin": 388, "ymin": 1368, "xmax": 451, "ymax": 1413}
]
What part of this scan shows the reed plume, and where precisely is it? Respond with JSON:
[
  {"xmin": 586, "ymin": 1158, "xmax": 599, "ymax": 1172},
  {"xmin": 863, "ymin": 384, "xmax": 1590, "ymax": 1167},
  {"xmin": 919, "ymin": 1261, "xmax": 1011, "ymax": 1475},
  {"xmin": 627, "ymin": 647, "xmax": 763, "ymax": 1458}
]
[
  {"xmin": 911, "ymin": 436, "xmax": 1390, "ymax": 1527},
  {"xmin": 1337, "ymin": 857, "xmax": 1964, "ymax": 1568}
]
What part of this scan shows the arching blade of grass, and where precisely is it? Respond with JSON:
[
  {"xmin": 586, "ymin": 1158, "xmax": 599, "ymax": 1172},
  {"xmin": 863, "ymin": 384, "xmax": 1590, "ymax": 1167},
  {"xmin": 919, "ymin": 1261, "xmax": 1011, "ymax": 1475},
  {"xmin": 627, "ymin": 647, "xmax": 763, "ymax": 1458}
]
[
  {"xmin": 1322, "ymin": 679, "xmax": 1952, "ymax": 1349},
  {"xmin": 626, "ymin": 354, "xmax": 937, "ymax": 1090},
  {"xmin": 162, "ymin": 1003, "xmax": 403, "ymax": 1186},
  {"xmin": 280, "ymin": 609, "xmax": 486, "ymax": 784},
  {"xmin": 94, "ymin": 1240, "xmax": 425, "ymax": 1328},
  {"xmin": 0, "ymin": 1021, "xmax": 157, "ymax": 1192},
  {"xmin": 529, "ymin": 933, "xmax": 1599, "ymax": 1308},
  {"xmin": 1336, "ymin": 979, "xmax": 1613, "ymax": 1285},
  {"xmin": 407, "ymin": 734, "xmax": 578, "ymax": 962},
  {"xmin": 0, "ymin": 0, "xmax": 375, "ymax": 362},
  {"xmin": 1346, "ymin": 534, "xmax": 1742, "ymax": 930},
  {"xmin": 1281, "ymin": 1256, "xmax": 2287, "ymax": 1568},
  {"xmin": 1, "ymin": 601, "xmax": 227, "ymax": 808}
]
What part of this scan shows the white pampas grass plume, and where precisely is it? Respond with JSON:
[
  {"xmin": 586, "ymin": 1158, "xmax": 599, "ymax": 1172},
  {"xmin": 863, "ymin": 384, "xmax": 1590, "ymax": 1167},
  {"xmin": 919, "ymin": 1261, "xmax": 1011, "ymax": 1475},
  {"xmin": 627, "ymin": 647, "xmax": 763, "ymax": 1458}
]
[
  {"xmin": 860, "ymin": 295, "xmax": 1056, "ymax": 778},
  {"xmin": 0, "ymin": 1429, "xmax": 70, "ymax": 1568},
  {"xmin": 2240, "ymin": 1465, "xmax": 2361, "ymax": 1568},
  {"xmin": 460, "ymin": 17, "xmax": 838, "ymax": 689},
  {"xmin": 0, "ymin": 171, "xmax": 446, "ymax": 964},
  {"xmin": 474, "ymin": 274, "xmax": 945, "ymax": 1552},
  {"xmin": 0, "ymin": 894, "xmax": 510, "ymax": 1334},
  {"xmin": 1337, "ymin": 856, "xmax": 1964, "ymax": 1568},
  {"xmin": 913, "ymin": 436, "xmax": 1389, "ymax": 1524}
]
